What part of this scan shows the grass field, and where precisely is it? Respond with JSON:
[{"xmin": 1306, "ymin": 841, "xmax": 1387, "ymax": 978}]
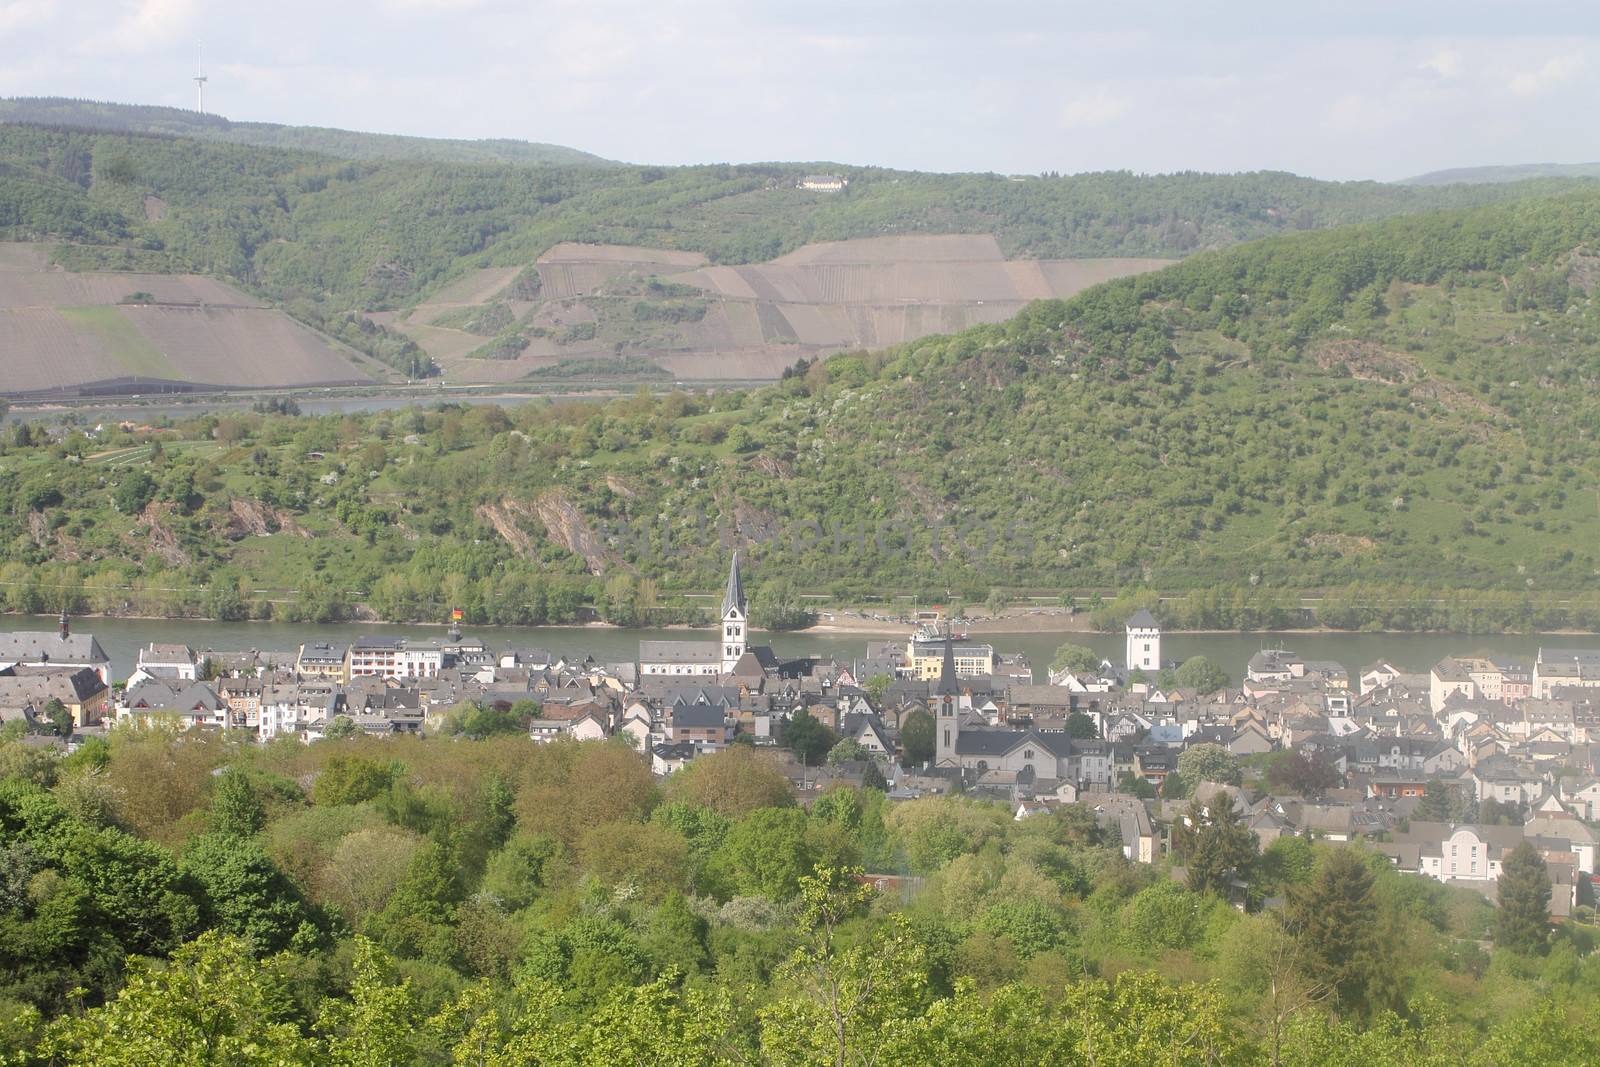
[
  {"xmin": 1, "ymin": 243, "xmax": 378, "ymax": 396},
  {"xmin": 53, "ymin": 306, "xmax": 177, "ymax": 379}
]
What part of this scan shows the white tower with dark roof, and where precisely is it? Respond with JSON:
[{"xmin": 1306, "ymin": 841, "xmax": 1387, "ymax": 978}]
[
  {"xmin": 720, "ymin": 552, "xmax": 748, "ymax": 674},
  {"xmin": 1126, "ymin": 609, "xmax": 1161, "ymax": 674}
]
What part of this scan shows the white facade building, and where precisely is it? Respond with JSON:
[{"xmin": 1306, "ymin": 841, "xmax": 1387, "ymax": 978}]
[{"xmin": 1125, "ymin": 610, "xmax": 1161, "ymax": 675}]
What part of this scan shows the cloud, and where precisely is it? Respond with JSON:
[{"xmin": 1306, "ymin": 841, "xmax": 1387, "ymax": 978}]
[
  {"xmin": 379, "ymin": 0, "xmax": 487, "ymax": 11},
  {"xmin": 1059, "ymin": 87, "xmax": 1130, "ymax": 129},
  {"xmin": 1421, "ymin": 46, "xmax": 1462, "ymax": 77},
  {"xmin": 0, "ymin": 0, "xmax": 55, "ymax": 33},
  {"xmin": 81, "ymin": 0, "xmax": 199, "ymax": 55},
  {"xmin": 1508, "ymin": 54, "xmax": 1582, "ymax": 96}
]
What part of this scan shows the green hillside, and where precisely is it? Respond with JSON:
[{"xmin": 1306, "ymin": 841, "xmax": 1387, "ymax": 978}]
[
  {"xmin": 7, "ymin": 190, "xmax": 1600, "ymax": 630},
  {"xmin": 5, "ymin": 119, "xmax": 1597, "ymax": 388},
  {"xmin": 0, "ymin": 97, "xmax": 614, "ymax": 167},
  {"xmin": 1405, "ymin": 161, "xmax": 1600, "ymax": 186}
]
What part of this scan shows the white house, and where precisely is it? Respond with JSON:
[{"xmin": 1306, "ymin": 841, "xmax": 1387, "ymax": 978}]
[{"xmin": 129, "ymin": 643, "xmax": 199, "ymax": 686}]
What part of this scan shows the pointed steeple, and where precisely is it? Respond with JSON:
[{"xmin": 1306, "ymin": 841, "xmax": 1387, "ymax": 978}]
[
  {"xmin": 720, "ymin": 550, "xmax": 746, "ymax": 619},
  {"xmin": 936, "ymin": 635, "xmax": 960, "ymax": 696}
]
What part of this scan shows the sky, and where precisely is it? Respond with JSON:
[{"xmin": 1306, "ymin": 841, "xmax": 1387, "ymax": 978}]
[{"xmin": 0, "ymin": 0, "xmax": 1596, "ymax": 180}]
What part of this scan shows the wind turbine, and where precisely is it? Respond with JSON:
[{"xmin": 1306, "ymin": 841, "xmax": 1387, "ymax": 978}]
[{"xmin": 193, "ymin": 45, "xmax": 208, "ymax": 114}]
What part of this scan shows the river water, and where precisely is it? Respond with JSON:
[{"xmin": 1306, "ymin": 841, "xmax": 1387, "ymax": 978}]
[{"xmin": 5, "ymin": 614, "xmax": 1595, "ymax": 683}]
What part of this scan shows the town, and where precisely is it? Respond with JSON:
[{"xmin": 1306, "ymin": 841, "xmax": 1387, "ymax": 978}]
[{"xmin": 4, "ymin": 553, "xmax": 1595, "ymax": 921}]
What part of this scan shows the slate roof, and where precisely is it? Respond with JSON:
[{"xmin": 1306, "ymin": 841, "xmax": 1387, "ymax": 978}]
[
  {"xmin": 639, "ymin": 641, "xmax": 719, "ymax": 664},
  {"xmin": 720, "ymin": 552, "xmax": 746, "ymax": 618},
  {"xmin": 0, "ymin": 631, "xmax": 110, "ymax": 668},
  {"xmin": 935, "ymin": 638, "xmax": 960, "ymax": 697}
]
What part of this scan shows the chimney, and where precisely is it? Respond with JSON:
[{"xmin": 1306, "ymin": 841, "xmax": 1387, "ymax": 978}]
[{"xmin": 58, "ymin": 609, "xmax": 69, "ymax": 640}]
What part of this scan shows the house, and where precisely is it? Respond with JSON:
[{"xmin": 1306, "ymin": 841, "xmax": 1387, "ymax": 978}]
[
  {"xmin": 568, "ymin": 711, "xmax": 610, "ymax": 742},
  {"xmin": 296, "ymin": 642, "xmax": 350, "ymax": 682},
  {"xmin": 1560, "ymin": 776, "xmax": 1600, "ymax": 820},
  {"xmin": 258, "ymin": 683, "xmax": 336, "ymax": 741},
  {"xmin": 0, "ymin": 614, "xmax": 113, "ymax": 686},
  {"xmin": 1359, "ymin": 661, "xmax": 1404, "ymax": 695},
  {"xmin": 528, "ymin": 718, "xmax": 569, "ymax": 744},
  {"xmin": 0, "ymin": 666, "xmax": 110, "ymax": 728},
  {"xmin": 651, "ymin": 741, "xmax": 699, "ymax": 776},
  {"xmin": 129, "ymin": 643, "xmax": 199, "ymax": 685},
  {"xmin": 1470, "ymin": 756, "xmax": 1544, "ymax": 806},
  {"xmin": 120, "ymin": 679, "xmax": 230, "ymax": 725},
  {"xmin": 1080, "ymin": 793, "xmax": 1158, "ymax": 863},
  {"xmin": 671, "ymin": 699, "xmax": 732, "ymax": 748},
  {"xmin": 796, "ymin": 174, "xmax": 848, "ymax": 191},
  {"xmin": 1430, "ymin": 658, "xmax": 1478, "ymax": 714},
  {"xmin": 347, "ymin": 637, "xmax": 445, "ymax": 681}
]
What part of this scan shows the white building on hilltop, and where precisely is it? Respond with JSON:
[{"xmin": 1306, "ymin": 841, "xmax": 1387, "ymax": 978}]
[{"xmin": 1126, "ymin": 610, "xmax": 1161, "ymax": 675}]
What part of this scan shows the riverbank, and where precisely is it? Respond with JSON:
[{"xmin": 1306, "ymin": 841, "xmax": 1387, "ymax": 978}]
[
  {"xmin": 4, "ymin": 605, "xmax": 1596, "ymax": 641},
  {"xmin": 7, "ymin": 614, "xmax": 1596, "ymax": 683}
]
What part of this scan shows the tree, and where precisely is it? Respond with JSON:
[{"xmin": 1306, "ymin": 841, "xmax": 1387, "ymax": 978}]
[
  {"xmin": 1173, "ymin": 791, "xmax": 1256, "ymax": 897},
  {"xmin": 1284, "ymin": 847, "xmax": 1379, "ymax": 1016},
  {"xmin": 759, "ymin": 866, "xmax": 929, "ymax": 1067},
  {"xmin": 827, "ymin": 738, "xmax": 870, "ymax": 765},
  {"xmin": 715, "ymin": 808, "xmax": 814, "ymax": 900},
  {"xmin": 1117, "ymin": 771, "xmax": 1156, "ymax": 799},
  {"xmin": 315, "ymin": 937, "xmax": 419, "ymax": 1067},
  {"xmin": 1049, "ymin": 642, "xmax": 1101, "ymax": 675},
  {"xmin": 1266, "ymin": 749, "xmax": 1341, "ymax": 797},
  {"xmin": 1496, "ymin": 841, "xmax": 1551, "ymax": 955},
  {"xmin": 210, "ymin": 770, "xmax": 265, "ymax": 837},
  {"xmin": 179, "ymin": 833, "xmax": 318, "ymax": 953},
  {"xmin": 33, "ymin": 932, "xmax": 315, "ymax": 1065},
  {"xmin": 900, "ymin": 710, "xmax": 934, "ymax": 766},
  {"xmin": 755, "ymin": 578, "xmax": 815, "ymax": 631},
  {"xmin": 784, "ymin": 710, "xmax": 834, "ymax": 766},
  {"xmin": 1065, "ymin": 711, "xmax": 1098, "ymax": 739},
  {"xmin": 863, "ymin": 674, "xmax": 894, "ymax": 705},
  {"xmin": 666, "ymin": 746, "xmax": 793, "ymax": 817},
  {"xmin": 314, "ymin": 755, "xmax": 398, "ymax": 806},
  {"xmin": 1174, "ymin": 655, "xmax": 1228, "ymax": 694},
  {"xmin": 1414, "ymin": 778, "xmax": 1474, "ymax": 823},
  {"xmin": 323, "ymin": 715, "xmax": 357, "ymax": 740},
  {"xmin": 1176, "ymin": 743, "xmax": 1240, "ymax": 790},
  {"xmin": 42, "ymin": 698, "xmax": 73, "ymax": 736},
  {"xmin": 113, "ymin": 470, "xmax": 157, "ymax": 515}
]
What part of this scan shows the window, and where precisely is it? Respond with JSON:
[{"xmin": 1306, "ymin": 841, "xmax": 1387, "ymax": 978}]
[
  {"xmin": 943, "ymin": 729, "xmax": 951, "ymax": 747},
  {"xmin": 1024, "ymin": 749, "xmax": 1034, "ymax": 760}
]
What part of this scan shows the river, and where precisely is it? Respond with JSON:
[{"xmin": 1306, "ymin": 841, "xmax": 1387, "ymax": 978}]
[{"xmin": 5, "ymin": 614, "xmax": 1596, "ymax": 684}]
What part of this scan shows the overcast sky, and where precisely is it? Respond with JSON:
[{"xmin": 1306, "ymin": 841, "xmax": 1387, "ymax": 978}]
[{"xmin": 2, "ymin": 0, "xmax": 1596, "ymax": 180}]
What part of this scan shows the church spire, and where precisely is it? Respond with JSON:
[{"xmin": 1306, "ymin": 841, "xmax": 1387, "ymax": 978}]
[
  {"xmin": 720, "ymin": 550, "xmax": 746, "ymax": 619},
  {"xmin": 936, "ymin": 634, "xmax": 960, "ymax": 696}
]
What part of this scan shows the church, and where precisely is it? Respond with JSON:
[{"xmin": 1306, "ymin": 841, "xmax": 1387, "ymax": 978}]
[{"xmin": 638, "ymin": 553, "xmax": 776, "ymax": 678}]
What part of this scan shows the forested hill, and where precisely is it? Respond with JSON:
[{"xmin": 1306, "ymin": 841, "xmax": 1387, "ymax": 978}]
[
  {"xmin": 7, "ymin": 190, "xmax": 1600, "ymax": 631},
  {"xmin": 0, "ymin": 97, "xmax": 614, "ymax": 167},
  {"xmin": 3, "ymin": 120, "xmax": 1597, "ymax": 322},
  {"xmin": 1405, "ymin": 162, "xmax": 1600, "ymax": 186}
]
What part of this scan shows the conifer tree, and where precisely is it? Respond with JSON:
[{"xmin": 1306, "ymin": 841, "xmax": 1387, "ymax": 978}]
[
  {"xmin": 1495, "ymin": 841, "xmax": 1551, "ymax": 955},
  {"xmin": 1284, "ymin": 847, "xmax": 1378, "ymax": 1016}
]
